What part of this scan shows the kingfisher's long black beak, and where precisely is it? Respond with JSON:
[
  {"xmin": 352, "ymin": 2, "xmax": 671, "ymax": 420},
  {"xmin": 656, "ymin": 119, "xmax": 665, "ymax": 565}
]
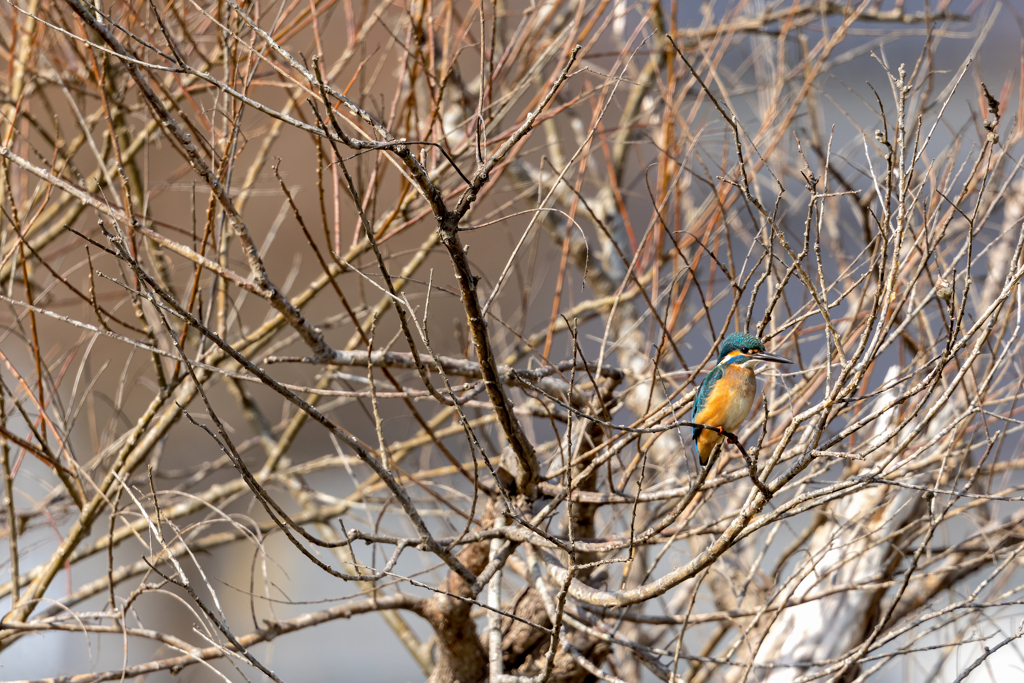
[{"xmin": 749, "ymin": 350, "xmax": 793, "ymax": 364}]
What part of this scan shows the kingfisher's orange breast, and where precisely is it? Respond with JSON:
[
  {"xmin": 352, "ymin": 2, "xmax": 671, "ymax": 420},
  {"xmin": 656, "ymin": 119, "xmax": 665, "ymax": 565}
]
[
  {"xmin": 694, "ymin": 364, "xmax": 757, "ymax": 464},
  {"xmin": 694, "ymin": 365, "xmax": 757, "ymax": 444}
]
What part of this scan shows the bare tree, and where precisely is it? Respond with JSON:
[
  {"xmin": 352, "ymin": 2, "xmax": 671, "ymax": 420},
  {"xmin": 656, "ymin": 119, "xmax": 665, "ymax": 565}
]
[{"xmin": 2, "ymin": 1, "xmax": 1023, "ymax": 681}]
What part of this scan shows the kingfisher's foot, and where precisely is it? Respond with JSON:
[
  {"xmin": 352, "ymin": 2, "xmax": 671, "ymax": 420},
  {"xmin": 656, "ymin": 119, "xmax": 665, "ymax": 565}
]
[{"xmin": 714, "ymin": 425, "xmax": 738, "ymax": 444}]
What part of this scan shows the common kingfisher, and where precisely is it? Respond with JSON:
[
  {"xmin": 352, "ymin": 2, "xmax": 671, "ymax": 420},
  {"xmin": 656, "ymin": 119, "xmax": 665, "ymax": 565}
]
[{"xmin": 692, "ymin": 332, "xmax": 792, "ymax": 467}]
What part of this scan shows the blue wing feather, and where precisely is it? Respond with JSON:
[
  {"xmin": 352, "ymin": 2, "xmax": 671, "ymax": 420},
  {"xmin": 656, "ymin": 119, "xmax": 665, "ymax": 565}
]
[{"xmin": 692, "ymin": 364, "xmax": 725, "ymax": 442}]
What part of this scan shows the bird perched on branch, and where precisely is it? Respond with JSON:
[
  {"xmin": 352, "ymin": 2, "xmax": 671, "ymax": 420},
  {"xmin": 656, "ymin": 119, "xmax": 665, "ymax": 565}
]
[{"xmin": 692, "ymin": 332, "xmax": 792, "ymax": 467}]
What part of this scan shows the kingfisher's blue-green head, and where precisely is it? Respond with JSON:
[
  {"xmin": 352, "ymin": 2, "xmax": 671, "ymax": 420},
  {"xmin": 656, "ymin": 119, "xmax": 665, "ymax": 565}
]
[{"xmin": 717, "ymin": 332, "xmax": 792, "ymax": 367}]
